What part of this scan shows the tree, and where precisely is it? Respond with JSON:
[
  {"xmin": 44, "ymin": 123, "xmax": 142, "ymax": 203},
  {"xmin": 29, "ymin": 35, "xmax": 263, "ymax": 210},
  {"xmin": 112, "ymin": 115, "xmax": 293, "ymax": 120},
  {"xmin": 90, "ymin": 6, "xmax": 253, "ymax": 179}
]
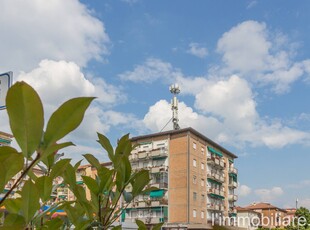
[
  {"xmin": 286, "ymin": 207, "xmax": 310, "ymax": 230},
  {"xmin": 0, "ymin": 82, "xmax": 162, "ymax": 229}
]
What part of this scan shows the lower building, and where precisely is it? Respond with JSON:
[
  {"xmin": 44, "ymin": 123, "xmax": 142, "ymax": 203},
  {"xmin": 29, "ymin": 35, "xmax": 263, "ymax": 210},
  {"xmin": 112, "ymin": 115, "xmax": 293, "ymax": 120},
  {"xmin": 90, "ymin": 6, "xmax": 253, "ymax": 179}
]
[
  {"xmin": 236, "ymin": 206, "xmax": 261, "ymax": 229},
  {"xmin": 0, "ymin": 131, "xmax": 13, "ymax": 146},
  {"xmin": 243, "ymin": 202, "xmax": 287, "ymax": 228}
]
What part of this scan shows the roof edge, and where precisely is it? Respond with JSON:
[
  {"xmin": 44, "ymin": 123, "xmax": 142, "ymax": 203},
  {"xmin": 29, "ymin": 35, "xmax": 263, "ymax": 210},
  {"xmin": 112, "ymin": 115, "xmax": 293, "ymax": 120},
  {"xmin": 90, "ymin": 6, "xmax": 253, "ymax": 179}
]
[{"xmin": 130, "ymin": 127, "xmax": 237, "ymax": 158}]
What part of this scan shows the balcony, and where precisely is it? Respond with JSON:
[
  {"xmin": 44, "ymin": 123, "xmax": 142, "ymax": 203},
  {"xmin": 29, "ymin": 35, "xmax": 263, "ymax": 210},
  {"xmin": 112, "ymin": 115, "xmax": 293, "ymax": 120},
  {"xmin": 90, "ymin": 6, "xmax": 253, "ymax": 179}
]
[
  {"xmin": 229, "ymin": 181, "xmax": 238, "ymax": 188},
  {"xmin": 149, "ymin": 197, "xmax": 168, "ymax": 206},
  {"xmin": 151, "ymin": 182, "xmax": 168, "ymax": 189},
  {"xmin": 228, "ymin": 194, "xmax": 238, "ymax": 201},
  {"xmin": 229, "ymin": 167, "xmax": 238, "ymax": 174},
  {"xmin": 207, "ymin": 156, "xmax": 224, "ymax": 168},
  {"xmin": 150, "ymin": 148, "xmax": 168, "ymax": 159},
  {"xmin": 137, "ymin": 201, "xmax": 146, "ymax": 208},
  {"xmin": 138, "ymin": 151, "xmax": 148, "ymax": 159},
  {"xmin": 129, "ymin": 154, "xmax": 138, "ymax": 161},
  {"xmin": 150, "ymin": 165, "xmax": 168, "ymax": 173},
  {"xmin": 207, "ymin": 172, "xmax": 225, "ymax": 183},
  {"xmin": 207, "ymin": 203, "xmax": 223, "ymax": 211},
  {"xmin": 229, "ymin": 207, "xmax": 237, "ymax": 214}
]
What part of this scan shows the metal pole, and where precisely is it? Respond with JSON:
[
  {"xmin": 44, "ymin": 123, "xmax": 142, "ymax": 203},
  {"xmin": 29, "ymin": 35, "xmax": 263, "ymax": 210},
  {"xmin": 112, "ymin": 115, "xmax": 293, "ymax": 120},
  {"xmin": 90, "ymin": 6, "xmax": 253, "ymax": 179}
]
[
  {"xmin": 296, "ymin": 198, "xmax": 299, "ymax": 230},
  {"xmin": 269, "ymin": 208, "xmax": 271, "ymax": 230}
]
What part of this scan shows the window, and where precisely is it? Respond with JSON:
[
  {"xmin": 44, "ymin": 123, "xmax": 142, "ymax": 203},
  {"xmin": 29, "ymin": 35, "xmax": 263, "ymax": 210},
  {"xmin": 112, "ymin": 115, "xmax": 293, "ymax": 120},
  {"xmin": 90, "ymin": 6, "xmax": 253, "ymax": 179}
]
[
  {"xmin": 201, "ymin": 147, "xmax": 204, "ymax": 155},
  {"xmin": 193, "ymin": 142, "xmax": 197, "ymax": 149},
  {"xmin": 201, "ymin": 163, "xmax": 204, "ymax": 170},
  {"xmin": 193, "ymin": 192, "xmax": 197, "ymax": 201},
  {"xmin": 193, "ymin": 209, "xmax": 197, "ymax": 218},
  {"xmin": 193, "ymin": 159, "xmax": 197, "ymax": 167},
  {"xmin": 201, "ymin": 179, "xmax": 205, "ymax": 187},
  {"xmin": 201, "ymin": 211, "xmax": 205, "ymax": 219},
  {"xmin": 193, "ymin": 175, "xmax": 197, "ymax": 184},
  {"xmin": 201, "ymin": 194, "xmax": 205, "ymax": 202}
]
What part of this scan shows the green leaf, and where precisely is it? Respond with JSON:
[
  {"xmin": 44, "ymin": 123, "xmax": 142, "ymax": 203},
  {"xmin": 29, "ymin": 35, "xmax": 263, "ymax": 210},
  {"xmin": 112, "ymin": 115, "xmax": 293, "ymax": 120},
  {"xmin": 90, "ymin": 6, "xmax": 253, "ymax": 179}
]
[
  {"xmin": 63, "ymin": 202, "xmax": 91, "ymax": 229},
  {"xmin": 97, "ymin": 132, "xmax": 114, "ymax": 162},
  {"xmin": 73, "ymin": 159, "xmax": 83, "ymax": 171},
  {"xmin": 98, "ymin": 168, "xmax": 114, "ymax": 193},
  {"xmin": 44, "ymin": 97, "xmax": 95, "ymax": 147},
  {"xmin": 123, "ymin": 190, "xmax": 133, "ymax": 203},
  {"xmin": 20, "ymin": 179, "xmax": 40, "ymax": 223},
  {"xmin": 153, "ymin": 222, "xmax": 164, "ymax": 230},
  {"xmin": 83, "ymin": 153, "xmax": 101, "ymax": 169},
  {"xmin": 49, "ymin": 158, "xmax": 71, "ymax": 179},
  {"xmin": 2, "ymin": 213, "xmax": 25, "ymax": 229},
  {"xmin": 41, "ymin": 142, "xmax": 74, "ymax": 166},
  {"xmin": 35, "ymin": 176, "xmax": 53, "ymax": 202},
  {"xmin": 62, "ymin": 164, "xmax": 76, "ymax": 189},
  {"xmin": 3, "ymin": 198, "xmax": 22, "ymax": 213},
  {"xmin": 82, "ymin": 176, "xmax": 99, "ymax": 195},
  {"xmin": 43, "ymin": 218, "xmax": 64, "ymax": 229},
  {"xmin": 136, "ymin": 219, "xmax": 147, "ymax": 230},
  {"xmin": 131, "ymin": 169, "xmax": 151, "ymax": 196},
  {"xmin": 0, "ymin": 146, "xmax": 24, "ymax": 193},
  {"xmin": 6, "ymin": 81, "xmax": 44, "ymax": 158}
]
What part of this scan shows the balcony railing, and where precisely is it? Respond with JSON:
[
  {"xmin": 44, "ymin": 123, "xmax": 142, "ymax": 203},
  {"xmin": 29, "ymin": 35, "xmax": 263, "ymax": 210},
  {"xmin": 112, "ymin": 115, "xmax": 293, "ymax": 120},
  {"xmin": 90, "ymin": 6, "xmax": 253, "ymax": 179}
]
[
  {"xmin": 207, "ymin": 203, "xmax": 224, "ymax": 211},
  {"xmin": 229, "ymin": 181, "xmax": 238, "ymax": 188},
  {"xmin": 207, "ymin": 156, "xmax": 225, "ymax": 168},
  {"xmin": 228, "ymin": 194, "xmax": 238, "ymax": 201},
  {"xmin": 207, "ymin": 172, "xmax": 225, "ymax": 183},
  {"xmin": 138, "ymin": 151, "xmax": 148, "ymax": 159},
  {"xmin": 150, "ymin": 165, "xmax": 168, "ymax": 173},
  {"xmin": 229, "ymin": 167, "xmax": 238, "ymax": 174},
  {"xmin": 229, "ymin": 207, "xmax": 237, "ymax": 214},
  {"xmin": 151, "ymin": 182, "xmax": 168, "ymax": 189},
  {"xmin": 150, "ymin": 148, "xmax": 168, "ymax": 158}
]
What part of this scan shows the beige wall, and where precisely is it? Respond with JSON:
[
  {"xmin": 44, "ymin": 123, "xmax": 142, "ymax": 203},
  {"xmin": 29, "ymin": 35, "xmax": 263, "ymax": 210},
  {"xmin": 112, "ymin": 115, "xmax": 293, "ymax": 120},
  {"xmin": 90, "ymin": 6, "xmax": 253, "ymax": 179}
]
[{"xmin": 169, "ymin": 132, "xmax": 188, "ymax": 223}]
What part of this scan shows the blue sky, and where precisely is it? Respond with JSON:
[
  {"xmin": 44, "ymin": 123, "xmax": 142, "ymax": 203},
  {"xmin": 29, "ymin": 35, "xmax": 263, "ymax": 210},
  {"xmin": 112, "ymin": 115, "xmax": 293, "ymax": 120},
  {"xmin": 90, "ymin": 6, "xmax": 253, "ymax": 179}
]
[{"xmin": 0, "ymin": 0, "xmax": 310, "ymax": 209}]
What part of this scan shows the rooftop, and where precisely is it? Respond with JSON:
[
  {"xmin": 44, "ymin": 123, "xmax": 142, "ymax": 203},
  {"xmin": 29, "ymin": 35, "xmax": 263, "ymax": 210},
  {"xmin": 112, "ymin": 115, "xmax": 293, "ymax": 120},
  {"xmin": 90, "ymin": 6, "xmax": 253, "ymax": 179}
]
[
  {"xmin": 130, "ymin": 127, "xmax": 237, "ymax": 158},
  {"xmin": 244, "ymin": 202, "xmax": 287, "ymax": 212}
]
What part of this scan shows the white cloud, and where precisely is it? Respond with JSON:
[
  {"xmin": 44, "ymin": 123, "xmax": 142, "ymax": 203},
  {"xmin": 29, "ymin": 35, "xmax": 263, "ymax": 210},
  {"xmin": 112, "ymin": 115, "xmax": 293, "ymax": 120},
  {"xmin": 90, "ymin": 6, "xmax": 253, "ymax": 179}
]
[
  {"xmin": 17, "ymin": 60, "xmax": 124, "ymax": 108},
  {"xmin": 193, "ymin": 75, "xmax": 258, "ymax": 135},
  {"xmin": 246, "ymin": 0, "xmax": 257, "ymax": 9},
  {"xmin": 119, "ymin": 58, "xmax": 182, "ymax": 83},
  {"xmin": 216, "ymin": 20, "xmax": 310, "ymax": 94},
  {"xmin": 0, "ymin": 0, "xmax": 109, "ymax": 73},
  {"xmin": 143, "ymin": 100, "xmax": 223, "ymax": 138},
  {"xmin": 217, "ymin": 21, "xmax": 271, "ymax": 73},
  {"xmin": 127, "ymin": 57, "xmax": 310, "ymax": 148},
  {"xmin": 187, "ymin": 43, "xmax": 208, "ymax": 58},
  {"xmin": 238, "ymin": 185, "xmax": 252, "ymax": 197},
  {"xmin": 255, "ymin": 187, "xmax": 284, "ymax": 201},
  {"xmin": 287, "ymin": 180, "xmax": 310, "ymax": 189},
  {"xmin": 0, "ymin": 60, "xmax": 134, "ymax": 162}
]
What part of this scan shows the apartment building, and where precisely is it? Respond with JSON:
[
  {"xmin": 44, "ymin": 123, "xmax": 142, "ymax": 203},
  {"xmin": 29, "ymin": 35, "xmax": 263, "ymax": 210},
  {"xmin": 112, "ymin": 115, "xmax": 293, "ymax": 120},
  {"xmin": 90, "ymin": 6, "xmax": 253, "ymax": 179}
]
[{"xmin": 123, "ymin": 127, "xmax": 238, "ymax": 229}]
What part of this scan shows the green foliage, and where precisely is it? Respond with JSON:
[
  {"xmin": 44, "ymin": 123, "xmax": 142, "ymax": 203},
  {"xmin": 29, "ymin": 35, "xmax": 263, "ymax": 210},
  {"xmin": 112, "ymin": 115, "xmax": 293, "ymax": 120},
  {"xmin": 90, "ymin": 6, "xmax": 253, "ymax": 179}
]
[
  {"xmin": 62, "ymin": 133, "xmax": 154, "ymax": 229},
  {"xmin": 0, "ymin": 81, "xmax": 162, "ymax": 229},
  {"xmin": 136, "ymin": 219, "xmax": 164, "ymax": 230},
  {"xmin": 0, "ymin": 146, "xmax": 23, "ymax": 192},
  {"xmin": 43, "ymin": 97, "xmax": 95, "ymax": 150},
  {"xmin": 285, "ymin": 207, "xmax": 310, "ymax": 230},
  {"xmin": 6, "ymin": 81, "xmax": 44, "ymax": 158}
]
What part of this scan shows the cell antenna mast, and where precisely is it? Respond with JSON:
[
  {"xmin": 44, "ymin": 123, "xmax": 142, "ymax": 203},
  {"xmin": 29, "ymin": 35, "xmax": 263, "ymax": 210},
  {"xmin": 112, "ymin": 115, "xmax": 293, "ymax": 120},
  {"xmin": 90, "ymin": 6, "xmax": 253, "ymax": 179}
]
[{"xmin": 169, "ymin": 83, "xmax": 180, "ymax": 130}]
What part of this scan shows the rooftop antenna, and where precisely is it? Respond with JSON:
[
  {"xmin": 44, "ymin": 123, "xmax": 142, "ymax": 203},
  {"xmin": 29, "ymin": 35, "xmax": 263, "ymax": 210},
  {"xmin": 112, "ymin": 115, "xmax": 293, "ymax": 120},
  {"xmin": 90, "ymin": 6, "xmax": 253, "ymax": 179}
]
[{"xmin": 169, "ymin": 83, "xmax": 180, "ymax": 130}]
